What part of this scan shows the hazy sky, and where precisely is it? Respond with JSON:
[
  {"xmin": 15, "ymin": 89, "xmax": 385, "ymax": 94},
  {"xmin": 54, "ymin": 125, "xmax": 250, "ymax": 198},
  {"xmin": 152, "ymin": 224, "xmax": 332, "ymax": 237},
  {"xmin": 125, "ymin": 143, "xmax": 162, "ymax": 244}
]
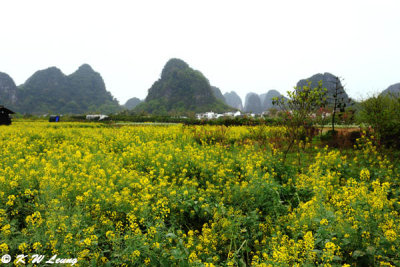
[{"xmin": 1, "ymin": 0, "xmax": 399, "ymax": 104}]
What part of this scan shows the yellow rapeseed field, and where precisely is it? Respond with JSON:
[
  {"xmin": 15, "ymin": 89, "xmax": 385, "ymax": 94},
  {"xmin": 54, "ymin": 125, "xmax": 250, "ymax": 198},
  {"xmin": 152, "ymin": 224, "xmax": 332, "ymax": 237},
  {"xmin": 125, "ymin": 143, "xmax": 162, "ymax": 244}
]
[{"xmin": 0, "ymin": 122, "xmax": 399, "ymax": 266}]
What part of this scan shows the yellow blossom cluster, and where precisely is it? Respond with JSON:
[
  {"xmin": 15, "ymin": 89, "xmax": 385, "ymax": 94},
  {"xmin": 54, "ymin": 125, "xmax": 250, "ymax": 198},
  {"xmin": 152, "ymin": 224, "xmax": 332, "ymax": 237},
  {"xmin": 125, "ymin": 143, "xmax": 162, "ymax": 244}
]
[{"xmin": 0, "ymin": 122, "xmax": 398, "ymax": 265}]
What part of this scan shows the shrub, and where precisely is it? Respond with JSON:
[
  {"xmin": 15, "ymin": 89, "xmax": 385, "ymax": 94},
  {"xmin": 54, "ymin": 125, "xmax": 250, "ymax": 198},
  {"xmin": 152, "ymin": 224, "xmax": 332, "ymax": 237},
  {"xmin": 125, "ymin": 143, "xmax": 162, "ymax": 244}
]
[{"xmin": 357, "ymin": 94, "xmax": 400, "ymax": 148}]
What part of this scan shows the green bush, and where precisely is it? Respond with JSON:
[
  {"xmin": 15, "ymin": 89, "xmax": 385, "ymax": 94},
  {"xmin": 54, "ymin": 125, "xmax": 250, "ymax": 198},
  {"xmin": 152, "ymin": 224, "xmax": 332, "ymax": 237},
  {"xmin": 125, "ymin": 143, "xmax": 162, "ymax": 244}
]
[{"xmin": 357, "ymin": 95, "xmax": 400, "ymax": 148}]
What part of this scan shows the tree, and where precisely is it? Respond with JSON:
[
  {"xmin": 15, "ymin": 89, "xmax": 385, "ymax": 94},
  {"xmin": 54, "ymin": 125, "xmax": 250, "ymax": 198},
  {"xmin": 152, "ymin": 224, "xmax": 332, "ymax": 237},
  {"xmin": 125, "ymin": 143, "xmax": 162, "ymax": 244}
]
[
  {"xmin": 329, "ymin": 77, "xmax": 351, "ymax": 133},
  {"xmin": 357, "ymin": 94, "xmax": 400, "ymax": 148},
  {"xmin": 273, "ymin": 81, "xmax": 327, "ymax": 162}
]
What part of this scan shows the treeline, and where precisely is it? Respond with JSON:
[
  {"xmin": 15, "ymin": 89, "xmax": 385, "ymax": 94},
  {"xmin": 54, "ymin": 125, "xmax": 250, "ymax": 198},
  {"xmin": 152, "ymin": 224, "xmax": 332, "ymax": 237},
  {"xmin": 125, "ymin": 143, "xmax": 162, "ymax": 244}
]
[
  {"xmin": 65, "ymin": 111, "xmax": 358, "ymax": 127},
  {"xmin": 68, "ymin": 114, "xmax": 281, "ymax": 126}
]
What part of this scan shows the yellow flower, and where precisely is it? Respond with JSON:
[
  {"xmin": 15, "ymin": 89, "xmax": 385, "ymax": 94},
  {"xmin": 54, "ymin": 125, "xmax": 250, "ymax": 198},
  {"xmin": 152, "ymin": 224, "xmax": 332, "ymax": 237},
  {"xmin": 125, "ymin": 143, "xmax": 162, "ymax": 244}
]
[
  {"xmin": 32, "ymin": 242, "xmax": 42, "ymax": 250},
  {"xmin": 1, "ymin": 224, "xmax": 11, "ymax": 235},
  {"xmin": 384, "ymin": 229, "xmax": 397, "ymax": 242},
  {"xmin": 320, "ymin": 218, "xmax": 329, "ymax": 225},
  {"xmin": 360, "ymin": 168, "xmax": 370, "ymax": 181},
  {"xmin": 18, "ymin": 242, "xmax": 29, "ymax": 253},
  {"xmin": 6, "ymin": 195, "xmax": 16, "ymax": 206},
  {"xmin": 106, "ymin": 230, "xmax": 115, "ymax": 240},
  {"xmin": 0, "ymin": 243, "xmax": 9, "ymax": 253},
  {"xmin": 83, "ymin": 237, "xmax": 92, "ymax": 246}
]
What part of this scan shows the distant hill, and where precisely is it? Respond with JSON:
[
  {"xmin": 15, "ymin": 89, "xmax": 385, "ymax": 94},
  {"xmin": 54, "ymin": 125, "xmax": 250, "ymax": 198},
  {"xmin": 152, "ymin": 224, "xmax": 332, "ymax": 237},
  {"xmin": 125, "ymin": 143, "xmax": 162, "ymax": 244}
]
[
  {"xmin": 135, "ymin": 58, "xmax": 232, "ymax": 114},
  {"xmin": 211, "ymin": 86, "xmax": 226, "ymax": 103},
  {"xmin": 224, "ymin": 91, "xmax": 243, "ymax": 110},
  {"xmin": 17, "ymin": 67, "xmax": 68, "ymax": 114},
  {"xmin": 224, "ymin": 91, "xmax": 243, "ymax": 111},
  {"xmin": 381, "ymin": 83, "xmax": 400, "ymax": 97},
  {"xmin": 17, "ymin": 64, "xmax": 120, "ymax": 114},
  {"xmin": 260, "ymin": 90, "xmax": 285, "ymax": 111},
  {"xmin": 296, "ymin": 72, "xmax": 350, "ymax": 106},
  {"xmin": 0, "ymin": 72, "xmax": 18, "ymax": 109},
  {"xmin": 124, "ymin": 97, "xmax": 142, "ymax": 110},
  {"xmin": 243, "ymin": 90, "xmax": 286, "ymax": 114},
  {"xmin": 244, "ymin": 93, "xmax": 262, "ymax": 114}
]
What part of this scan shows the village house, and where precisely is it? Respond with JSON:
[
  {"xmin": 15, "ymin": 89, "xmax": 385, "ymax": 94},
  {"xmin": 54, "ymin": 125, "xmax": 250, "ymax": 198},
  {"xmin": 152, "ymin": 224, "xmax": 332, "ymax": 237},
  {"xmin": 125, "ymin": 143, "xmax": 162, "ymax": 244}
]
[
  {"xmin": 196, "ymin": 111, "xmax": 242, "ymax": 120},
  {"xmin": 0, "ymin": 105, "xmax": 15, "ymax": 125},
  {"xmin": 86, "ymin": 114, "xmax": 109, "ymax": 121}
]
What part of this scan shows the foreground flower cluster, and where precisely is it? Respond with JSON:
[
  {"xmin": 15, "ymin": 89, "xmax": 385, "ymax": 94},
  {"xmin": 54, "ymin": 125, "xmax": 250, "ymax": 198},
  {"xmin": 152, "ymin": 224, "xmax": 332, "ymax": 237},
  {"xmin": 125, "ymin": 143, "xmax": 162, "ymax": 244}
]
[{"xmin": 0, "ymin": 122, "xmax": 399, "ymax": 266}]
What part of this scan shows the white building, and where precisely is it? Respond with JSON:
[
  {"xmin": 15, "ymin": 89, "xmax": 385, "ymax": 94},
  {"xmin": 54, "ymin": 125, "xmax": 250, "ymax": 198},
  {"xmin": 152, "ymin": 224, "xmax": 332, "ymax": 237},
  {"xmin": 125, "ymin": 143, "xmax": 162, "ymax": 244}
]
[
  {"xmin": 196, "ymin": 111, "xmax": 217, "ymax": 120},
  {"xmin": 196, "ymin": 110, "xmax": 242, "ymax": 120},
  {"xmin": 86, "ymin": 114, "xmax": 109, "ymax": 121},
  {"xmin": 234, "ymin": 111, "xmax": 241, "ymax": 117}
]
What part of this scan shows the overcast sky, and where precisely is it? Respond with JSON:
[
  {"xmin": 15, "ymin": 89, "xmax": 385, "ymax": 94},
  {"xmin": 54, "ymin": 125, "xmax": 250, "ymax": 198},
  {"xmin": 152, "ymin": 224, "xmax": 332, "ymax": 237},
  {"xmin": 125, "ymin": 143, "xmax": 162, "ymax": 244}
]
[{"xmin": 1, "ymin": 0, "xmax": 399, "ymax": 104}]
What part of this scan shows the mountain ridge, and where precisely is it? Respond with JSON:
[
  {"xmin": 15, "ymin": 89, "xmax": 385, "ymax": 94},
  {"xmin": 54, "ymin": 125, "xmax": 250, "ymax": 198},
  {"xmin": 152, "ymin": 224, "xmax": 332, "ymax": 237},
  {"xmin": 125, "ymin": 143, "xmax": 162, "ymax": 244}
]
[
  {"xmin": 15, "ymin": 64, "xmax": 120, "ymax": 114},
  {"xmin": 135, "ymin": 58, "xmax": 233, "ymax": 115},
  {"xmin": 0, "ymin": 72, "xmax": 18, "ymax": 108},
  {"xmin": 381, "ymin": 82, "xmax": 400, "ymax": 97}
]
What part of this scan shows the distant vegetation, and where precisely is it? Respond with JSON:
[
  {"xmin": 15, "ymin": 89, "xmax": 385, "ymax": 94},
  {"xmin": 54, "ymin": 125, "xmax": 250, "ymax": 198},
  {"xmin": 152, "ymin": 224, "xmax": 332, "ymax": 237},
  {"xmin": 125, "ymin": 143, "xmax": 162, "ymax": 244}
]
[
  {"xmin": 210, "ymin": 86, "xmax": 225, "ymax": 102},
  {"xmin": 0, "ymin": 64, "xmax": 121, "ymax": 114},
  {"xmin": 124, "ymin": 97, "xmax": 142, "ymax": 110},
  {"xmin": 134, "ymin": 58, "xmax": 233, "ymax": 115},
  {"xmin": 0, "ymin": 61, "xmax": 399, "ymax": 124},
  {"xmin": 106, "ymin": 113, "xmax": 279, "ymax": 126}
]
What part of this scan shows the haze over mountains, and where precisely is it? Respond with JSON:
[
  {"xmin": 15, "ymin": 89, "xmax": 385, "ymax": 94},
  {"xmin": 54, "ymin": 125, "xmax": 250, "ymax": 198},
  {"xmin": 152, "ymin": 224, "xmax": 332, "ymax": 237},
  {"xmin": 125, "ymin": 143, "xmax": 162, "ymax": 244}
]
[
  {"xmin": 0, "ymin": 72, "xmax": 18, "ymax": 107},
  {"xmin": 260, "ymin": 90, "xmax": 283, "ymax": 111},
  {"xmin": 0, "ymin": 59, "xmax": 398, "ymax": 115},
  {"xmin": 381, "ymin": 83, "xmax": 400, "ymax": 96},
  {"xmin": 134, "ymin": 58, "xmax": 232, "ymax": 114},
  {"xmin": 297, "ymin": 72, "xmax": 350, "ymax": 106},
  {"xmin": 244, "ymin": 93, "xmax": 263, "ymax": 114},
  {"xmin": 0, "ymin": 64, "xmax": 120, "ymax": 114},
  {"xmin": 124, "ymin": 97, "xmax": 142, "ymax": 110},
  {"xmin": 242, "ymin": 90, "xmax": 286, "ymax": 114},
  {"xmin": 224, "ymin": 91, "xmax": 243, "ymax": 111}
]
